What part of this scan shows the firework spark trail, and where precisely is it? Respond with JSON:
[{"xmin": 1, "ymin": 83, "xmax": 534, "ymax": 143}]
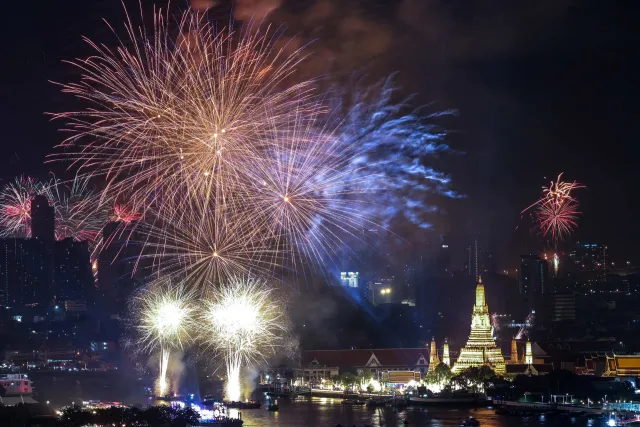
[
  {"xmin": 50, "ymin": 10, "xmax": 320, "ymax": 219},
  {"xmin": 200, "ymin": 277, "xmax": 285, "ymax": 401},
  {"xmin": 52, "ymin": 7, "xmax": 454, "ymax": 283},
  {"xmin": 135, "ymin": 278, "xmax": 196, "ymax": 395},
  {"xmin": 44, "ymin": 176, "xmax": 108, "ymax": 244},
  {"xmin": 137, "ymin": 199, "xmax": 279, "ymax": 286},
  {"xmin": 522, "ymin": 173, "xmax": 584, "ymax": 248},
  {"xmin": 0, "ymin": 176, "xmax": 44, "ymax": 238},
  {"xmin": 112, "ymin": 203, "xmax": 141, "ymax": 224}
]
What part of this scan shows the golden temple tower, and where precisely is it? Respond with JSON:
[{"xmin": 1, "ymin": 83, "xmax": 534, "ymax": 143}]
[
  {"xmin": 525, "ymin": 339, "xmax": 533, "ymax": 365},
  {"xmin": 443, "ymin": 338, "xmax": 451, "ymax": 367},
  {"xmin": 510, "ymin": 338, "xmax": 519, "ymax": 363},
  {"xmin": 452, "ymin": 277, "xmax": 506, "ymax": 374},
  {"xmin": 428, "ymin": 336, "xmax": 440, "ymax": 372}
]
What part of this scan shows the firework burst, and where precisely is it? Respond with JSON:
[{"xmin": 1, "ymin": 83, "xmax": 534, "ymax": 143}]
[
  {"xmin": 135, "ymin": 278, "xmax": 196, "ymax": 395},
  {"xmin": 50, "ymin": 10, "xmax": 318, "ymax": 217},
  {"xmin": 52, "ymin": 6, "xmax": 453, "ymax": 283},
  {"xmin": 523, "ymin": 173, "xmax": 584, "ymax": 247},
  {"xmin": 45, "ymin": 176, "xmax": 108, "ymax": 244},
  {"xmin": 200, "ymin": 277, "xmax": 285, "ymax": 401},
  {"xmin": 0, "ymin": 176, "xmax": 43, "ymax": 238}
]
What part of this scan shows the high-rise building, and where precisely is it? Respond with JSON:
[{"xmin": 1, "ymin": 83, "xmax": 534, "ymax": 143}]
[
  {"xmin": 551, "ymin": 293, "xmax": 576, "ymax": 322},
  {"xmin": 54, "ymin": 238, "xmax": 93, "ymax": 304},
  {"xmin": 0, "ymin": 238, "xmax": 51, "ymax": 306},
  {"xmin": 340, "ymin": 272, "xmax": 359, "ymax": 288},
  {"xmin": 568, "ymin": 242, "xmax": 608, "ymax": 281},
  {"xmin": 368, "ymin": 277, "xmax": 394, "ymax": 306},
  {"xmin": 452, "ymin": 278, "xmax": 506, "ymax": 375},
  {"xmin": 519, "ymin": 255, "xmax": 548, "ymax": 296},
  {"xmin": 466, "ymin": 236, "xmax": 480, "ymax": 281},
  {"xmin": 97, "ymin": 221, "xmax": 143, "ymax": 311},
  {"xmin": 31, "ymin": 195, "xmax": 55, "ymax": 243},
  {"xmin": 466, "ymin": 234, "xmax": 494, "ymax": 281},
  {"xmin": 31, "ymin": 195, "xmax": 55, "ymax": 303}
]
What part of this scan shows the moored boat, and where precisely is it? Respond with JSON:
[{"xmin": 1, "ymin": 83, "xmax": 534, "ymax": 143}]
[
  {"xmin": 0, "ymin": 374, "xmax": 34, "ymax": 396},
  {"xmin": 225, "ymin": 401, "xmax": 261, "ymax": 409}
]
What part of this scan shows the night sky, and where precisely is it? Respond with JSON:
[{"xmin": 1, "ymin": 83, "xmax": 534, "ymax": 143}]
[{"xmin": 0, "ymin": 0, "xmax": 638, "ymax": 270}]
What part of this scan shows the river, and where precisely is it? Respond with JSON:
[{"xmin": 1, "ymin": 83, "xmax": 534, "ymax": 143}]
[
  {"xmin": 27, "ymin": 372, "xmax": 611, "ymax": 426},
  {"xmin": 228, "ymin": 397, "xmax": 608, "ymax": 427}
]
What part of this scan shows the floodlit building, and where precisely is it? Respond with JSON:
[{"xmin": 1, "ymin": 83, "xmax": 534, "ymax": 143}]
[
  {"xmin": 340, "ymin": 272, "xmax": 359, "ymax": 288},
  {"xmin": 452, "ymin": 277, "xmax": 506, "ymax": 375}
]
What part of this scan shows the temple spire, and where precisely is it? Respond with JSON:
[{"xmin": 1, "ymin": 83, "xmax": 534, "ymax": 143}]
[
  {"xmin": 452, "ymin": 277, "xmax": 506, "ymax": 375},
  {"xmin": 443, "ymin": 338, "xmax": 451, "ymax": 366},
  {"xmin": 511, "ymin": 337, "xmax": 519, "ymax": 363},
  {"xmin": 428, "ymin": 337, "xmax": 440, "ymax": 372},
  {"xmin": 525, "ymin": 339, "xmax": 533, "ymax": 365}
]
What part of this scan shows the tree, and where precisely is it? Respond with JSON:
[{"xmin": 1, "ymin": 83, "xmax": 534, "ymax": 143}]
[
  {"xmin": 357, "ymin": 371, "xmax": 374, "ymax": 391},
  {"xmin": 434, "ymin": 363, "xmax": 453, "ymax": 387},
  {"xmin": 139, "ymin": 405, "xmax": 173, "ymax": 426},
  {"xmin": 340, "ymin": 372, "xmax": 358, "ymax": 391},
  {"xmin": 60, "ymin": 405, "xmax": 93, "ymax": 427},
  {"xmin": 172, "ymin": 407, "xmax": 200, "ymax": 427}
]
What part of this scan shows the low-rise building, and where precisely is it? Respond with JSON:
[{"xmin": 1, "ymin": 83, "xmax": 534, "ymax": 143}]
[{"xmin": 295, "ymin": 348, "xmax": 429, "ymax": 383}]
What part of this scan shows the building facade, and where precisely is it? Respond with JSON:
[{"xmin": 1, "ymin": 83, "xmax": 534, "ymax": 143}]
[
  {"xmin": 519, "ymin": 255, "xmax": 548, "ymax": 296},
  {"xmin": 297, "ymin": 348, "xmax": 430, "ymax": 383}
]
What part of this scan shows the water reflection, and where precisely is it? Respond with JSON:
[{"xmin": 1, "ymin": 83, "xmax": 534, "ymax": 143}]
[{"xmin": 234, "ymin": 398, "xmax": 609, "ymax": 427}]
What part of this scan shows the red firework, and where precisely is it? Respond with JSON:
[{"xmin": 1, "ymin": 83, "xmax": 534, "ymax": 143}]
[
  {"xmin": 0, "ymin": 176, "xmax": 43, "ymax": 238},
  {"xmin": 112, "ymin": 204, "xmax": 141, "ymax": 224},
  {"xmin": 522, "ymin": 173, "xmax": 584, "ymax": 246}
]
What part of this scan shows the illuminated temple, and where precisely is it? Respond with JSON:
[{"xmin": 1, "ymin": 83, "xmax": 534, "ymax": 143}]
[{"xmin": 452, "ymin": 278, "xmax": 506, "ymax": 375}]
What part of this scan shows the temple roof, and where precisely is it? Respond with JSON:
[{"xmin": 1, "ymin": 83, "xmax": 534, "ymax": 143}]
[
  {"xmin": 603, "ymin": 354, "xmax": 640, "ymax": 377},
  {"xmin": 301, "ymin": 349, "xmax": 428, "ymax": 369}
]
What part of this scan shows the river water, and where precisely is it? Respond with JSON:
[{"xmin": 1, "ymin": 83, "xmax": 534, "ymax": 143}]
[
  {"xmin": 230, "ymin": 397, "xmax": 609, "ymax": 427},
  {"xmin": 28, "ymin": 372, "xmax": 611, "ymax": 426}
]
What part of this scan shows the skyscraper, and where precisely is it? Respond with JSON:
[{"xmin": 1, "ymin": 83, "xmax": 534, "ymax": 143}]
[
  {"xmin": 97, "ymin": 221, "xmax": 143, "ymax": 312},
  {"xmin": 0, "ymin": 238, "xmax": 44, "ymax": 306},
  {"xmin": 467, "ymin": 236, "xmax": 480, "ymax": 281},
  {"xmin": 54, "ymin": 238, "xmax": 93, "ymax": 304},
  {"xmin": 31, "ymin": 195, "xmax": 55, "ymax": 303},
  {"xmin": 519, "ymin": 255, "xmax": 548, "ymax": 296},
  {"xmin": 31, "ymin": 195, "xmax": 54, "ymax": 243}
]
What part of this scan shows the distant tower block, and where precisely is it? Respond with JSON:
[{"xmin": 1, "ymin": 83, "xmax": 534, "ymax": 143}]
[
  {"xmin": 452, "ymin": 277, "xmax": 506, "ymax": 375},
  {"xmin": 428, "ymin": 337, "xmax": 440, "ymax": 372},
  {"xmin": 511, "ymin": 338, "xmax": 519, "ymax": 363},
  {"xmin": 443, "ymin": 338, "xmax": 451, "ymax": 367},
  {"xmin": 525, "ymin": 340, "xmax": 533, "ymax": 365}
]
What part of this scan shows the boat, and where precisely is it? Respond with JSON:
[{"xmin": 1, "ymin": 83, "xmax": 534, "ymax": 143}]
[
  {"xmin": 342, "ymin": 399, "xmax": 366, "ymax": 405},
  {"xmin": 225, "ymin": 401, "xmax": 261, "ymax": 409},
  {"xmin": 199, "ymin": 418, "xmax": 243, "ymax": 426},
  {"xmin": 267, "ymin": 403, "xmax": 279, "ymax": 411},
  {"xmin": 461, "ymin": 417, "xmax": 480, "ymax": 426},
  {"xmin": 366, "ymin": 398, "xmax": 387, "ymax": 407},
  {"xmin": 410, "ymin": 393, "xmax": 485, "ymax": 406},
  {"xmin": 0, "ymin": 374, "xmax": 34, "ymax": 396},
  {"xmin": 266, "ymin": 390, "xmax": 295, "ymax": 398}
]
